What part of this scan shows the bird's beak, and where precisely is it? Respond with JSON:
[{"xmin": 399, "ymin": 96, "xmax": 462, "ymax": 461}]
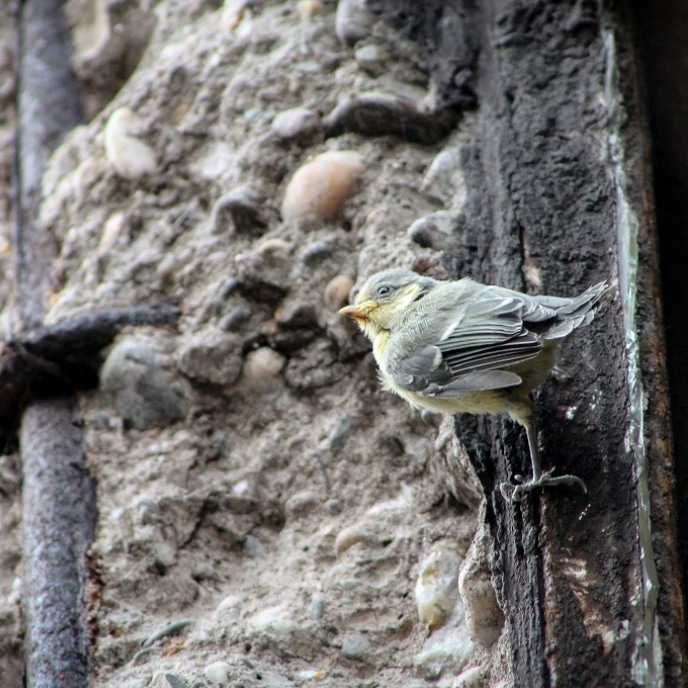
[
  {"xmin": 339, "ymin": 304, "xmax": 364, "ymax": 320},
  {"xmin": 339, "ymin": 301, "xmax": 376, "ymax": 322}
]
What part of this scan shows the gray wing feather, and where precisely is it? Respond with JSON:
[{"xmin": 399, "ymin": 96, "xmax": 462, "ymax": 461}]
[
  {"xmin": 437, "ymin": 296, "xmax": 542, "ymax": 374},
  {"xmin": 393, "ymin": 344, "xmax": 454, "ymax": 392},
  {"xmin": 424, "ymin": 370, "xmax": 522, "ymax": 395},
  {"xmin": 535, "ymin": 281, "xmax": 607, "ymax": 339},
  {"xmin": 391, "ymin": 296, "xmax": 539, "ymax": 395}
]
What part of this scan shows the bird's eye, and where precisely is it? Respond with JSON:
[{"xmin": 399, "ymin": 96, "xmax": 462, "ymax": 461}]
[{"xmin": 377, "ymin": 285, "xmax": 392, "ymax": 297}]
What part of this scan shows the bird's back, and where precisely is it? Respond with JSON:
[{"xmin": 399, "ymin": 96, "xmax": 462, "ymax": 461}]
[{"xmin": 388, "ymin": 278, "xmax": 607, "ymax": 350}]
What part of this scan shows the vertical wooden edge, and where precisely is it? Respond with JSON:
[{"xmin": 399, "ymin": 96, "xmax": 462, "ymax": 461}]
[{"xmin": 613, "ymin": 3, "xmax": 687, "ymax": 681}]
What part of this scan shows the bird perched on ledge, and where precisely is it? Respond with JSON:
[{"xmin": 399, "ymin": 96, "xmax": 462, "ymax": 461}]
[{"xmin": 339, "ymin": 268, "xmax": 607, "ymax": 501}]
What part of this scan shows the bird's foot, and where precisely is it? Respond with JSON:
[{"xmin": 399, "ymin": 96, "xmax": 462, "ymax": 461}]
[{"xmin": 499, "ymin": 469, "xmax": 587, "ymax": 502}]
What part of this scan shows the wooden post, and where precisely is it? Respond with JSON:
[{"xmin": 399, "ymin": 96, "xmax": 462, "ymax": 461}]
[
  {"xmin": 374, "ymin": 0, "xmax": 686, "ymax": 683},
  {"xmin": 455, "ymin": 1, "xmax": 684, "ymax": 684}
]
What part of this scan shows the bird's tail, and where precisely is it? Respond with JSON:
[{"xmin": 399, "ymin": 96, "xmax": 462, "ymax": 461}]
[{"xmin": 541, "ymin": 281, "xmax": 608, "ymax": 339}]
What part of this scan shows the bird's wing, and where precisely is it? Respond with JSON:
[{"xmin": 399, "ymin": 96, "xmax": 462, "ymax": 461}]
[
  {"xmin": 390, "ymin": 296, "xmax": 542, "ymax": 395},
  {"xmin": 438, "ymin": 297, "xmax": 543, "ymax": 376}
]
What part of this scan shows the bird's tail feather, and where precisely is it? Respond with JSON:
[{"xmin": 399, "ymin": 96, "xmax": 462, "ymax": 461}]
[{"xmin": 542, "ymin": 281, "xmax": 608, "ymax": 340}]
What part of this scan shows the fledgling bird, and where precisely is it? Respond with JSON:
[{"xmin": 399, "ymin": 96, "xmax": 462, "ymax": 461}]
[{"xmin": 339, "ymin": 268, "xmax": 607, "ymax": 501}]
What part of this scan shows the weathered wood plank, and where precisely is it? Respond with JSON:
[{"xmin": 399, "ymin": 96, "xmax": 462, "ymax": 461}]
[
  {"xmin": 452, "ymin": 1, "xmax": 684, "ymax": 684},
  {"xmin": 376, "ymin": 0, "xmax": 685, "ymax": 684}
]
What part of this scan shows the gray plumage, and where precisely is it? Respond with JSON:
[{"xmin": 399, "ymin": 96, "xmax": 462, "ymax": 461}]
[{"xmin": 374, "ymin": 269, "xmax": 607, "ymax": 402}]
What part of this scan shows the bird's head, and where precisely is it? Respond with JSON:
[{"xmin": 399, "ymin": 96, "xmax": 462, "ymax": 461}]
[{"xmin": 339, "ymin": 268, "xmax": 436, "ymax": 338}]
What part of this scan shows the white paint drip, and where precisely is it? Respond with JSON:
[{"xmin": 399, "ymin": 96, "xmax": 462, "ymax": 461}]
[{"xmin": 603, "ymin": 28, "xmax": 663, "ymax": 688}]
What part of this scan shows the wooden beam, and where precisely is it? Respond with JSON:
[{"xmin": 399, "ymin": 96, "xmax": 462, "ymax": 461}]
[{"xmin": 374, "ymin": 0, "xmax": 686, "ymax": 683}]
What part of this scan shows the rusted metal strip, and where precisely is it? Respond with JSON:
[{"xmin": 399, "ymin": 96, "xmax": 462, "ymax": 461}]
[
  {"xmin": 21, "ymin": 398, "xmax": 97, "ymax": 688},
  {"xmin": 14, "ymin": 1, "xmax": 93, "ymax": 686}
]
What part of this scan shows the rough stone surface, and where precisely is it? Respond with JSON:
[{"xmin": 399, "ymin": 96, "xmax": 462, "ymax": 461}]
[
  {"xmin": 101, "ymin": 339, "xmax": 185, "ymax": 430},
  {"xmin": 0, "ymin": 2, "xmax": 481, "ymax": 686}
]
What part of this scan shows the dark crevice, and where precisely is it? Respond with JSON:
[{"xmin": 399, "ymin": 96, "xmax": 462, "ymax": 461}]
[{"xmin": 631, "ymin": 0, "xmax": 688, "ymax": 651}]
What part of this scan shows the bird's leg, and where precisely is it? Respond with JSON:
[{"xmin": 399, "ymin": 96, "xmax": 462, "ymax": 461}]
[{"xmin": 499, "ymin": 411, "xmax": 587, "ymax": 502}]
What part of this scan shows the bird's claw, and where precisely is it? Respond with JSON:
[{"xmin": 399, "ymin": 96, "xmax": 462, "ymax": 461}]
[{"xmin": 499, "ymin": 469, "xmax": 587, "ymax": 502}]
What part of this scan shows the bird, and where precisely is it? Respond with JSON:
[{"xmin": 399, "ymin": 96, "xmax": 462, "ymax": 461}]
[{"xmin": 339, "ymin": 268, "xmax": 607, "ymax": 501}]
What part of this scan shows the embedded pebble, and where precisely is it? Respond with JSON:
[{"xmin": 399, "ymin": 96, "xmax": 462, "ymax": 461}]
[
  {"xmin": 407, "ymin": 212, "xmax": 456, "ymax": 250},
  {"xmin": 222, "ymin": 1, "xmax": 253, "ymax": 38},
  {"xmin": 104, "ymin": 107, "xmax": 157, "ymax": 180},
  {"xmin": 297, "ymin": 669, "xmax": 327, "ymax": 680},
  {"xmin": 411, "ymin": 254, "xmax": 441, "ymax": 275},
  {"xmin": 298, "ymin": 240, "xmax": 334, "ymax": 265},
  {"xmin": 234, "ymin": 272, "xmax": 288, "ymax": 306},
  {"xmin": 413, "ymin": 624, "xmax": 474, "ymax": 680},
  {"xmin": 219, "ymin": 279, "xmax": 240, "ymax": 300},
  {"xmin": 398, "ymin": 432, "xmax": 431, "ymax": 465},
  {"xmin": 421, "ymin": 148, "xmax": 465, "ymax": 205},
  {"xmin": 297, "ymin": 0, "xmax": 324, "ymax": 21},
  {"xmin": 335, "ymin": 522, "xmax": 374, "ymax": 555},
  {"xmin": 214, "ymin": 594, "xmax": 242, "ymax": 616},
  {"xmin": 100, "ymin": 340, "xmax": 184, "ymax": 430},
  {"xmin": 452, "ymin": 665, "xmax": 486, "ymax": 688},
  {"xmin": 340, "ymin": 631, "xmax": 370, "ymax": 659},
  {"xmin": 272, "ymin": 107, "xmax": 323, "ymax": 144},
  {"xmin": 275, "ymin": 300, "xmax": 318, "ymax": 328},
  {"xmin": 111, "ymin": 507, "xmax": 134, "ymax": 544},
  {"xmin": 219, "ymin": 306, "xmax": 252, "ymax": 332},
  {"xmin": 157, "ymin": 252, "xmax": 184, "ymax": 281},
  {"xmin": 258, "ymin": 239, "xmax": 291, "ymax": 259},
  {"xmin": 177, "ymin": 331, "xmax": 244, "ymax": 387},
  {"xmin": 459, "ymin": 525, "xmax": 504, "ymax": 647},
  {"xmin": 98, "ymin": 211, "xmax": 126, "ymax": 254},
  {"xmin": 243, "ymin": 534, "xmax": 266, "ymax": 558},
  {"xmin": 232, "ymin": 480, "xmax": 251, "ymax": 496},
  {"xmin": 233, "ymin": 240, "xmax": 292, "ymax": 301},
  {"xmin": 281, "ymin": 151, "xmax": 363, "ymax": 227},
  {"xmin": 244, "ymin": 109, "xmax": 272, "ymax": 124},
  {"xmin": 309, "ymin": 595, "xmax": 326, "ymax": 619},
  {"xmin": 240, "ymin": 347, "xmax": 286, "ymax": 392},
  {"xmin": 365, "ymin": 487, "xmax": 412, "ymax": 520},
  {"xmin": 431, "ymin": 420, "xmax": 483, "ymax": 508},
  {"xmin": 211, "ymin": 185, "xmax": 267, "ymax": 235},
  {"xmin": 151, "ymin": 673, "xmax": 191, "ymax": 688},
  {"xmin": 323, "ymin": 274, "xmax": 354, "ymax": 310},
  {"xmin": 249, "ymin": 605, "xmax": 298, "ymax": 636},
  {"xmin": 285, "ymin": 491, "xmax": 320, "ymax": 520},
  {"xmin": 354, "ymin": 44, "xmax": 387, "ymax": 75},
  {"xmin": 253, "ymin": 238, "xmax": 292, "ymax": 260},
  {"xmin": 335, "ymin": 0, "xmax": 376, "ymax": 46},
  {"xmin": 134, "ymin": 495, "xmax": 156, "ymax": 510},
  {"xmin": 328, "ymin": 414, "xmax": 353, "ymax": 451},
  {"xmin": 204, "ymin": 661, "xmax": 231, "ymax": 685},
  {"xmin": 137, "ymin": 496, "xmax": 161, "ymax": 525},
  {"xmin": 323, "ymin": 92, "xmax": 457, "ymax": 144},
  {"xmin": 142, "ymin": 618, "xmax": 195, "ymax": 648},
  {"xmin": 415, "ymin": 544, "xmax": 463, "ymax": 631},
  {"xmin": 324, "ymin": 499, "xmax": 341, "ymax": 515}
]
